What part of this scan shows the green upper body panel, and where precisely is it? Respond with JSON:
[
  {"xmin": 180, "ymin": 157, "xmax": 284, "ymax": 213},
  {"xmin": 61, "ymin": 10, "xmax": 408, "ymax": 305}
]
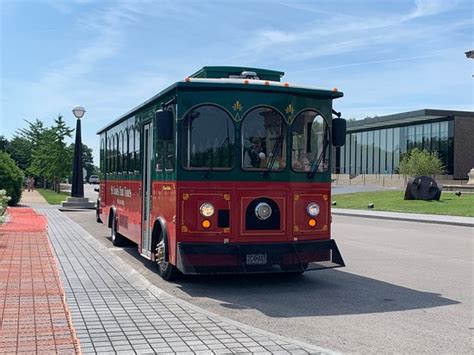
[
  {"xmin": 98, "ymin": 68, "xmax": 344, "ymax": 184},
  {"xmin": 175, "ymin": 84, "xmax": 339, "ymax": 183}
]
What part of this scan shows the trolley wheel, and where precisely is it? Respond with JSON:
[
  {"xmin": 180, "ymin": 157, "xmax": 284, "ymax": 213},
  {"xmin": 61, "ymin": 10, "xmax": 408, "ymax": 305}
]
[
  {"xmin": 96, "ymin": 203, "xmax": 102, "ymax": 223},
  {"xmin": 111, "ymin": 213, "xmax": 126, "ymax": 247},
  {"xmin": 155, "ymin": 232, "xmax": 180, "ymax": 281}
]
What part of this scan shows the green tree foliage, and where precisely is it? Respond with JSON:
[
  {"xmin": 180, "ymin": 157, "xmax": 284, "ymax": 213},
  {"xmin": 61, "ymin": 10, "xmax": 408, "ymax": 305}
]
[
  {"xmin": 5, "ymin": 118, "xmax": 98, "ymax": 192},
  {"xmin": 6, "ymin": 137, "xmax": 33, "ymax": 170},
  {"xmin": 67, "ymin": 143, "xmax": 95, "ymax": 180},
  {"xmin": 0, "ymin": 136, "xmax": 8, "ymax": 151},
  {"xmin": 0, "ymin": 152, "xmax": 24, "ymax": 206},
  {"xmin": 398, "ymin": 148, "xmax": 445, "ymax": 177},
  {"xmin": 16, "ymin": 119, "xmax": 46, "ymax": 147},
  {"xmin": 50, "ymin": 116, "xmax": 74, "ymax": 190},
  {"xmin": 29, "ymin": 116, "xmax": 73, "ymax": 192},
  {"xmin": 10, "ymin": 119, "xmax": 45, "ymax": 175},
  {"xmin": 28, "ymin": 129, "xmax": 49, "ymax": 185}
]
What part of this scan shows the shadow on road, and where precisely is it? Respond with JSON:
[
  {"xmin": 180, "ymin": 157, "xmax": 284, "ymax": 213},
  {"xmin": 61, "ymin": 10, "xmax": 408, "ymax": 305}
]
[
  {"xmin": 174, "ymin": 271, "xmax": 458, "ymax": 317},
  {"xmin": 122, "ymin": 244, "xmax": 459, "ymax": 317}
]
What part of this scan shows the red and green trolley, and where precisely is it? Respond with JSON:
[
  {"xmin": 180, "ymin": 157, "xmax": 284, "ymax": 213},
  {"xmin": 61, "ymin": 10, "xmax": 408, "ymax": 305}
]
[{"xmin": 97, "ymin": 66, "xmax": 347, "ymax": 280}]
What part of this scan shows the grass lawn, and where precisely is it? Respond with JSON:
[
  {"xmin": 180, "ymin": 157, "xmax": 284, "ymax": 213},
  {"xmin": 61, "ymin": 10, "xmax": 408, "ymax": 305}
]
[
  {"xmin": 37, "ymin": 188, "xmax": 70, "ymax": 205},
  {"xmin": 332, "ymin": 190, "xmax": 474, "ymax": 217}
]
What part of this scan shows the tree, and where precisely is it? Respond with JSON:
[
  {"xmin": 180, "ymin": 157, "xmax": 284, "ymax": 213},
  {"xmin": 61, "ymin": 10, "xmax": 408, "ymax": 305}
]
[
  {"xmin": 0, "ymin": 152, "xmax": 24, "ymax": 206},
  {"xmin": 398, "ymin": 148, "xmax": 445, "ymax": 177},
  {"xmin": 0, "ymin": 136, "xmax": 8, "ymax": 151},
  {"xmin": 67, "ymin": 143, "xmax": 95, "ymax": 180},
  {"xmin": 16, "ymin": 119, "xmax": 46, "ymax": 146},
  {"xmin": 50, "ymin": 115, "xmax": 74, "ymax": 191},
  {"xmin": 7, "ymin": 136, "xmax": 33, "ymax": 170},
  {"xmin": 29, "ymin": 116, "xmax": 73, "ymax": 192},
  {"xmin": 29, "ymin": 127, "xmax": 54, "ymax": 187},
  {"xmin": 13, "ymin": 119, "xmax": 46, "ymax": 182}
]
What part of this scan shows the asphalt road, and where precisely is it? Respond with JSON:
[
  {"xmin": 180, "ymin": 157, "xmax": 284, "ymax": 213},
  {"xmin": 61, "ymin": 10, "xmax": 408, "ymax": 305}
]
[{"xmin": 64, "ymin": 211, "xmax": 472, "ymax": 353}]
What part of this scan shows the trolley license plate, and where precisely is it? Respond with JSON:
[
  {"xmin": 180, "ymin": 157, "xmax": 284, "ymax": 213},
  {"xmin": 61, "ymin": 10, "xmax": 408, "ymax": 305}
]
[{"xmin": 246, "ymin": 253, "xmax": 267, "ymax": 265}]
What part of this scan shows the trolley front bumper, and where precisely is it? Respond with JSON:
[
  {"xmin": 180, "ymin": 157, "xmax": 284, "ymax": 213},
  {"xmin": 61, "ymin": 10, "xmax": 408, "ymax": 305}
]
[{"xmin": 176, "ymin": 239, "xmax": 345, "ymax": 275}]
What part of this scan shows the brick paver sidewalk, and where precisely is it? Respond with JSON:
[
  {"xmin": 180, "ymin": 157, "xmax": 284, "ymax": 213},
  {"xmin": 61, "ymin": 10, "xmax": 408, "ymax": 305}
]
[{"xmin": 0, "ymin": 208, "xmax": 80, "ymax": 354}]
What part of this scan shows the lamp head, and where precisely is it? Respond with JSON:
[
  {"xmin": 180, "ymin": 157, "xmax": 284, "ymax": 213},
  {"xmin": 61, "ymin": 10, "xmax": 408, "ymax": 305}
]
[{"xmin": 72, "ymin": 105, "xmax": 86, "ymax": 119}]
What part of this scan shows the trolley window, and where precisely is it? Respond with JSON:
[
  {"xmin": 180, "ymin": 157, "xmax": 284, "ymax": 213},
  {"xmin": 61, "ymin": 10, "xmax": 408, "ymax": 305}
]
[
  {"xmin": 181, "ymin": 105, "xmax": 235, "ymax": 170},
  {"xmin": 291, "ymin": 110, "xmax": 329, "ymax": 173},
  {"xmin": 242, "ymin": 107, "xmax": 286, "ymax": 171}
]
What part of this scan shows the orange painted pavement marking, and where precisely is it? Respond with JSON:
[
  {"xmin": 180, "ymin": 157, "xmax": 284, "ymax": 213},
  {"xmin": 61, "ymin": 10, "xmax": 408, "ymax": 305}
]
[{"xmin": 0, "ymin": 208, "xmax": 81, "ymax": 354}]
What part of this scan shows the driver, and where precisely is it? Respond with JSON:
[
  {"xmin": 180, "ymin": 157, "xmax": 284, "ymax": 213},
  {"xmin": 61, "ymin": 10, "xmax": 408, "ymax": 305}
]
[{"xmin": 244, "ymin": 137, "xmax": 266, "ymax": 168}]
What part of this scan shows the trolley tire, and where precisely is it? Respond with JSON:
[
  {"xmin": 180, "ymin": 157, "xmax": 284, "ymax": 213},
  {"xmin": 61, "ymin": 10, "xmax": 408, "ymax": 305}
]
[
  {"xmin": 155, "ymin": 231, "xmax": 180, "ymax": 281},
  {"xmin": 111, "ymin": 212, "xmax": 126, "ymax": 247},
  {"xmin": 96, "ymin": 202, "xmax": 102, "ymax": 223}
]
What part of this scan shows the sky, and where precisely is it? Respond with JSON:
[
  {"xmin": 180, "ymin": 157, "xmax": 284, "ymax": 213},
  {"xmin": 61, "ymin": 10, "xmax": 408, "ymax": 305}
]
[{"xmin": 1, "ymin": 0, "xmax": 472, "ymax": 165}]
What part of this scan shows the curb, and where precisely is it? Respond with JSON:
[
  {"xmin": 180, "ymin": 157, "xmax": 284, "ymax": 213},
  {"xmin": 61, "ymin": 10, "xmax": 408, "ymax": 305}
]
[
  {"xmin": 332, "ymin": 209, "xmax": 474, "ymax": 228},
  {"xmin": 58, "ymin": 207, "xmax": 96, "ymax": 212}
]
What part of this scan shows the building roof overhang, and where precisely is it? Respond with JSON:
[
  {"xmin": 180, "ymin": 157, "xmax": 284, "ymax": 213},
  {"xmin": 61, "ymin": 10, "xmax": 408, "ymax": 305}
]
[{"xmin": 347, "ymin": 109, "xmax": 473, "ymax": 132}]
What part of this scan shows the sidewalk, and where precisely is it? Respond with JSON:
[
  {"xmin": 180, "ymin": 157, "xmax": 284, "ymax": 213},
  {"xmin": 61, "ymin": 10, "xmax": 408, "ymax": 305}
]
[
  {"xmin": 0, "ymin": 207, "xmax": 80, "ymax": 354},
  {"xmin": 332, "ymin": 208, "xmax": 474, "ymax": 227},
  {"xmin": 36, "ymin": 206, "xmax": 331, "ymax": 354},
  {"xmin": 19, "ymin": 189, "xmax": 48, "ymax": 204}
]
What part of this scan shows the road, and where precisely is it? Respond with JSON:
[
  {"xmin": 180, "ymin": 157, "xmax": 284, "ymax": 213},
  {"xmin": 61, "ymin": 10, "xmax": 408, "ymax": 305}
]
[{"xmin": 64, "ymin": 211, "xmax": 472, "ymax": 353}]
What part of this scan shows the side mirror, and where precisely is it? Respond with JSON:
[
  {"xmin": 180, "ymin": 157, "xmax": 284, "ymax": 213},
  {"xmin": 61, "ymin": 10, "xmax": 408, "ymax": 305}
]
[
  {"xmin": 94, "ymin": 187, "xmax": 99, "ymax": 193},
  {"xmin": 155, "ymin": 110, "xmax": 173, "ymax": 140},
  {"xmin": 332, "ymin": 118, "xmax": 347, "ymax": 147}
]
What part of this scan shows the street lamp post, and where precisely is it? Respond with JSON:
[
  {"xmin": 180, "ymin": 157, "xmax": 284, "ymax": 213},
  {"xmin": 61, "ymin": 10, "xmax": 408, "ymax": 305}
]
[
  {"xmin": 71, "ymin": 105, "xmax": 85, "ymax": 198},
  {"xmin": 61, "ymin": 105, "xmax": 95, "ymax": 209}
]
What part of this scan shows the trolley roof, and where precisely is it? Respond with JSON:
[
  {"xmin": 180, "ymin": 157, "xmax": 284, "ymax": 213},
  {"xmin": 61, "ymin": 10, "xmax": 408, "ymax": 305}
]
[
  {"xmin": 190, "ymin": 66, "xmax": 285, "ymax": 81},
  {"xmin": 97, "ymin": 66, "xmax": 343, "ymax": 134}
]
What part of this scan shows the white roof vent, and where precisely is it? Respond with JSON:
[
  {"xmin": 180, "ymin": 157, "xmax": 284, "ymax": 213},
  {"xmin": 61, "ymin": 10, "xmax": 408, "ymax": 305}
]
[{"xmin": 229, "ymin": 71, "xmax": 260, "ymax": 80}]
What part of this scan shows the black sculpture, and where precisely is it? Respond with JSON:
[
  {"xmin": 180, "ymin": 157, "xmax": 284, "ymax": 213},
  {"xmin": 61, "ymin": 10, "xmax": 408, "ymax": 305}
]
[{"xmin": 404, "ymin": 176, "xmax": 442, "ymax": 201}]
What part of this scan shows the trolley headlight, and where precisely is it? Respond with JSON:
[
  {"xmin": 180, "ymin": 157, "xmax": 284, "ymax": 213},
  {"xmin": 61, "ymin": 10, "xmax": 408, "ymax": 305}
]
[
  {"xmin": 255, "ymin": 202, "xmax": 272, "ymax": 220},
  {"xmin": 199, "ymin": 202, "xmax": 215, "ymax": 217},
  {"xmin": 306, "ymin": 202, "xmax": 320, "ymax": 217}
]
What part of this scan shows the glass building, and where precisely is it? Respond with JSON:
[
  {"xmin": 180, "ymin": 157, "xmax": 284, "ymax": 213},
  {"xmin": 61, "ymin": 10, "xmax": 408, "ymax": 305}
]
[{"xmin": 335, "ymin": 109, "xmax": 474, "ymax": 179}]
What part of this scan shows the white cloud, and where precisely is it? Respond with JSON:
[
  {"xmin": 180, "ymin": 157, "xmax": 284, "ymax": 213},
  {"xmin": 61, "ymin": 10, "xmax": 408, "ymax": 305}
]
[
  {"xmin": 236, "ymin": 0, "xmax": 465, "ymax": 64},
  {"xmin": 405, "ymin": 0, "xmax": 458, "ymax": 20}
]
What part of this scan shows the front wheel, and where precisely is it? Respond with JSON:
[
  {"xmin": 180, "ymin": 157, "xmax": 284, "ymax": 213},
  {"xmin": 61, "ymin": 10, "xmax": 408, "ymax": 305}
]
[
  {"xmin": 111, "ymin": 213, "xmax": 126, "ymax": 247},
  {"xmin": 155, "ymin": 232, "xmax": 180, "ymax": 281},
  {"xmin": 96, "ymin": 203, "xmax": 102, "ymax": 223}
]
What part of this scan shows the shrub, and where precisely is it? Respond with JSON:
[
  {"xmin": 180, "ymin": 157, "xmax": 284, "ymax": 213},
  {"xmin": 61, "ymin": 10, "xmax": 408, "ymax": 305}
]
[
  {"xmin": 0, "ymin": 152, "xmax": 24, "ymax": 206},
  {"xmin": 399, "ymin": 148, "xmax": 445, "ymax": 178},
  {"xmin": 0, "ymin": 189, "xmax": 11, "ymax": 222}
]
